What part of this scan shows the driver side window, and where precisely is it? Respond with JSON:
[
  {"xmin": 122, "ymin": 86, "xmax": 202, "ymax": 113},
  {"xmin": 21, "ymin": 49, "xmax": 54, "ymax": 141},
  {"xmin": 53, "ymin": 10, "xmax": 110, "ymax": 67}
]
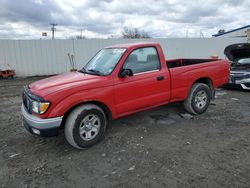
[{"xmin": 123, "ymin": 47, "xmax": 161, "ymax": 74}]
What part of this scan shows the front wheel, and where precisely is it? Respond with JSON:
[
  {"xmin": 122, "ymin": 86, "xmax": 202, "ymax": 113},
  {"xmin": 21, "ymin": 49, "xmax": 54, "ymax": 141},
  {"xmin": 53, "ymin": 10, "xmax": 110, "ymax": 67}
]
[
  {"xmin": 65, "ymin": 104, "xmax": 107, "ymax": 149},
  {"xmin": 184, "ymin": 83, "xmax": 211, "ymax": 115}
]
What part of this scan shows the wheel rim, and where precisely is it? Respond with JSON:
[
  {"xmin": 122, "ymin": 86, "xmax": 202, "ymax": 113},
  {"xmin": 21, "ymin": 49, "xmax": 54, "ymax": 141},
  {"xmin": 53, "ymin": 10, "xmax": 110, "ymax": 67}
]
[
  {"xmin": 194, "ymin": 90, "xmax": 208, "ymax": 109},
  {"xmin": 79, "ymin": 114, "xmax": 101, "ymax": 141}
]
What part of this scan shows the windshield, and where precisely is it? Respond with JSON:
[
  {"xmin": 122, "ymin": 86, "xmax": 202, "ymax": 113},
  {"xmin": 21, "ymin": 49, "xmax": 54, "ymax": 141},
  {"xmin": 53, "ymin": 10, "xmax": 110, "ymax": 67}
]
[{"xmin": 82, "ymin": 48, "xmax": 126, "ymax": 76}]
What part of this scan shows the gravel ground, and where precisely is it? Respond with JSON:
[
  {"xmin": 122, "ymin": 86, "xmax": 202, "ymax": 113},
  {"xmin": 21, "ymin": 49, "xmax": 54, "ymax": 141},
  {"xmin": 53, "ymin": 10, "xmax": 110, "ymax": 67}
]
[{"xmin": 0, "ymin": 77, "xmax": 250, "ymax": 188}]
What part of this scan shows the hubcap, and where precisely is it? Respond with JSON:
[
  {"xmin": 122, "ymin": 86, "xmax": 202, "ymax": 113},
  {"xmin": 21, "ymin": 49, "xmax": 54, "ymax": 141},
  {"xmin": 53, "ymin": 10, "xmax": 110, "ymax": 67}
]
[
  {"xmin": 194, "ymin": 90, "xmax": 208, "ymax": 109},
  {"xmin": 79, "ymin": 114, "xmax": 101, "ymax": 141}
]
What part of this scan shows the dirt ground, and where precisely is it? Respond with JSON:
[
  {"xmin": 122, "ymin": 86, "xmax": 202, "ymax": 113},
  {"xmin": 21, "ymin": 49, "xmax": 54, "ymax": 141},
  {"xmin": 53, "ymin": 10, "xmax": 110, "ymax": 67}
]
[{"xmin": 0, "ymin": 77, "xmax": 250, "ymax": 188}]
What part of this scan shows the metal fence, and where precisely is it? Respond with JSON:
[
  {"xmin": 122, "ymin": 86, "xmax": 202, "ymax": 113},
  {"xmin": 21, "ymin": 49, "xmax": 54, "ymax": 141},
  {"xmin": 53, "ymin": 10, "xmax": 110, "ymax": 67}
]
[{"xmin": 0, "ymin": 37, "xmax": 246, "ymax": 76}]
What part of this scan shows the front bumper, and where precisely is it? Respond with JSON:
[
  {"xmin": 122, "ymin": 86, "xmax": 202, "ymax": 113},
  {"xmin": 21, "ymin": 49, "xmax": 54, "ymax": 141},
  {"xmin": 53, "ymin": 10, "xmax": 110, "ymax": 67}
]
[
  {"xmin": 234, "ymin": 78, "xmax": 250, "ymax": 90},
  {"xmin": 228, "ymin": 77, "xmax": 250, "ymax": 90},
  {"xmin": 21, "ymin": 104, "xmax": 63, "ymax": 137}
]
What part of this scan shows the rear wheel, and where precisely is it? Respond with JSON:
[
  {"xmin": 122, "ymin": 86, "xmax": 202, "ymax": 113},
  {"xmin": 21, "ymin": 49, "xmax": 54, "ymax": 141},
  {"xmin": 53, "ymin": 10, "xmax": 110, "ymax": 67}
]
[
  {"xmin": 65, "ymin": 104, "xmax": 107, "ymax": 149},
  {"xmin": 184, "ymin": 83, "xmax": 211, "ymax": 115}
]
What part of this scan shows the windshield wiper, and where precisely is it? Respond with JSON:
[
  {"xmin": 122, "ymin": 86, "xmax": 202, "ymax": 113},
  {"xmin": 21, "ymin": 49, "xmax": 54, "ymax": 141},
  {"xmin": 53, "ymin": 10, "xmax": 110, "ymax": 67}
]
[
  {"xmin": 78, "ymin": 67, "xmax": 87, "ymax": 74},
  {"xmin": 87, "ymin": 69, "xmax": 104, "ymax": 76}
]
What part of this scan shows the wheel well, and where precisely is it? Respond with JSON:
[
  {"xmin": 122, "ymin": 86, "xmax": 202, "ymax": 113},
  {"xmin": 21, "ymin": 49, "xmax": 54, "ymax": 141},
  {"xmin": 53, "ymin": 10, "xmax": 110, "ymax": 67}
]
[
  {"xmin": 60, "ymin": 101, "xmax": 112, "ymax": 129},
  {"xmin": 194, "ymin": 77, "xmax": 213, "ymax": 87},
  {"xmin": 194, "ymin": 77, "xmax": 215, "ymax": 99}
]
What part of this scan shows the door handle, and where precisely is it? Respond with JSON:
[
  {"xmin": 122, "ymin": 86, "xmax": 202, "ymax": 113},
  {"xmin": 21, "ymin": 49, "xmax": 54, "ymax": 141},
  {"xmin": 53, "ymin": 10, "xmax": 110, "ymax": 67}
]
[{"xmin": 156, "ymin": 76, "xmax": 165, "ymax": 81}]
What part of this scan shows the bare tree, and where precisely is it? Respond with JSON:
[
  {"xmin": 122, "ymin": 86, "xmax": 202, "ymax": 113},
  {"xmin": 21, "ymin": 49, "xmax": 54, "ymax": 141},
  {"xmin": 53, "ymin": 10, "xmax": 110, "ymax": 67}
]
[
  {"xmin": 75, "ymin": 35, "xmax": 86, "ymax": 39},
  {"xmin": 122, "ymin": 27, "xmax": 151, "ymax": 38}
]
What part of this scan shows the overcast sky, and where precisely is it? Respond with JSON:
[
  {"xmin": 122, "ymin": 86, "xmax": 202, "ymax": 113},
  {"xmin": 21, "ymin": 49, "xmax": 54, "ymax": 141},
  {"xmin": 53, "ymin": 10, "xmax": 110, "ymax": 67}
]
[{"xmin": 0, "ymin": 0, "xmax": 249, "ymax": 39}]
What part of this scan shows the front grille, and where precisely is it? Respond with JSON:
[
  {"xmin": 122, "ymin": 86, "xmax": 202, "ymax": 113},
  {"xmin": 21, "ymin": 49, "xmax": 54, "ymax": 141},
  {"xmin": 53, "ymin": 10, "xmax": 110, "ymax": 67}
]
[
  {"xmin": 23, "ymin": 87, "xmax": 33, "ymax": 114},
  {"xmin": 23, "ymin": 92, "xmax": 32, "ymax": 114},
  {"xmin": 231, "ymin": 73, "xmax": 250, "ymax": 80},
  {"xmin": 244, "ymin": 83, "xmax": 250, "ymax": 87},
  {"xmin": 231, "ymin": 74, "xmax": 244, "ymax": 79}
]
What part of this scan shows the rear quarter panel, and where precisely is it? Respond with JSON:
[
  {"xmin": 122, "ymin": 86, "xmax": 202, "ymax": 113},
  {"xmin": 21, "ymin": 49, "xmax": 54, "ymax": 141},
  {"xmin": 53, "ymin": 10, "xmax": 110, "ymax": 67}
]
[{"xmin": 169, "ymin": 60, "xmax": 229, "ymax": 102}]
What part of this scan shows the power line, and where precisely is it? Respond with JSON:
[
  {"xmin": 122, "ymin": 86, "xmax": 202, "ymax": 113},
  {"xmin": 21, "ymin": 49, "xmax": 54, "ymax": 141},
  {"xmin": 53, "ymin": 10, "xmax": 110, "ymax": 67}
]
[{"xmin": 50, "ymin": 23, "xmax": 57, "ymax": 39}]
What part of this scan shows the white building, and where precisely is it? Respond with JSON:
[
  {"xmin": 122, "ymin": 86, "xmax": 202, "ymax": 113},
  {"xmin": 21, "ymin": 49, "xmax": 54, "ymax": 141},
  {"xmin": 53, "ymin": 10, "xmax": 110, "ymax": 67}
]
[
  {"xmin": 212, "ymin": 25, "xmax": 250, "ymax": 38},
  {"xmin": 0, "ymin": 37, "xmax": 247, "ymax": 76}
]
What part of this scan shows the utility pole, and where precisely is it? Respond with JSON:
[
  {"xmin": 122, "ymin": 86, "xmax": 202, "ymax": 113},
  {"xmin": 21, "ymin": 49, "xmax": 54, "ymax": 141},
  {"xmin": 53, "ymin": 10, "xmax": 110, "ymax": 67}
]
[
  {"xmin": 50, "ymin": 23, "xmax": 57, "ymax": 39},
  {"xmin": 200, "ymin": 30, "xmax": 204, "ymax": 38},
  {"xmin": 80, "ymin": 25, "xmax": 84, "ymax": 39},
  {"xmin": 80, "ymin": 29, "xmax": 83, "ymax": 38}
]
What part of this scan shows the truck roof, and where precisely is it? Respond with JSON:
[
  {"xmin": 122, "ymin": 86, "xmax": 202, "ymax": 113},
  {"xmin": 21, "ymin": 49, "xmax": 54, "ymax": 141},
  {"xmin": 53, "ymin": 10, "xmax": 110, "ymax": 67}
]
[{"xmin": 105, "ymin": 42, "xmax": 160, "ymax": 49}]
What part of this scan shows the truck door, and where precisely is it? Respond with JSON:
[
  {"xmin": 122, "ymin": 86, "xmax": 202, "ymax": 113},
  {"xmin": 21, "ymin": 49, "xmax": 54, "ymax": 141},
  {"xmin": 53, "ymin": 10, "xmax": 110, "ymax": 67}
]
[{"xmin": 114, "ymin": 47, "xmax": 171, "ymax": 116}]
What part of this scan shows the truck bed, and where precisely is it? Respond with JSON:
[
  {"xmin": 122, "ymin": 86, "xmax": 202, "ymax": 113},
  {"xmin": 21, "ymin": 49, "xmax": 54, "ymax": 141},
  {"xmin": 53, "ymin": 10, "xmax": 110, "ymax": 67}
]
[
  {"xmin": 166, "ymin": 58, "xmax": 229, "ymax": 103},
  {"xmin": 166, "ymin": 58, "xmax": 217, "ymax": 68}
]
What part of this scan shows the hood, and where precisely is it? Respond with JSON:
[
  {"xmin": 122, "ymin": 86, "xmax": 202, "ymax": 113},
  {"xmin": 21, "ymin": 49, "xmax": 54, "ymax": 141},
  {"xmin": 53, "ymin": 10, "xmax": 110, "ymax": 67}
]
[
  {"xmin": 224, "ymin": 43, "xmax": 250, "ymax": 61},
  {"xmin": 29, "ymin": 72, "xmax": 110, "ymax": 97}
]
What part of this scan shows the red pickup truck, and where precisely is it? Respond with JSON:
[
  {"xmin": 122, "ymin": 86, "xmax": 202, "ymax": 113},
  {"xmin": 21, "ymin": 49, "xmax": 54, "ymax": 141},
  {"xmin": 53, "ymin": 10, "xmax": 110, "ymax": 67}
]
[{"xmin": 21, "ymin": 42, "xmax": 229, "ymax": 149}]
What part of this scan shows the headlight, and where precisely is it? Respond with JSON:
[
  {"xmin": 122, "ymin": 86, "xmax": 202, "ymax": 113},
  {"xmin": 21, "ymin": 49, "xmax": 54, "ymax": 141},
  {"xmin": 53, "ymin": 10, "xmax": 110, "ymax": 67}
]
[{"xmin": 32, "ymin": 101, "xmax": 50, "ymax": 114}]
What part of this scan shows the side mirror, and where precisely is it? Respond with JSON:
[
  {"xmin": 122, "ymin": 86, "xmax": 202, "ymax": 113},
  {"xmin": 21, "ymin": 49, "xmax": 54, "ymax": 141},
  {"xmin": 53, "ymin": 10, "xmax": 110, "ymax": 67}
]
[{"xmin": 119, "ymin": 69, "xmax": 133, "ymax": 78}]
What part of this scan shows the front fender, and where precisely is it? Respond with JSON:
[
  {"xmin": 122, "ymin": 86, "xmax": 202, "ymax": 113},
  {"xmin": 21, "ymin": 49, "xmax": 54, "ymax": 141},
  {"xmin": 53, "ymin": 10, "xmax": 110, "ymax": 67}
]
[{"xmin": 46, "ymin": 87, "xmax": 115, "ymax": 118}]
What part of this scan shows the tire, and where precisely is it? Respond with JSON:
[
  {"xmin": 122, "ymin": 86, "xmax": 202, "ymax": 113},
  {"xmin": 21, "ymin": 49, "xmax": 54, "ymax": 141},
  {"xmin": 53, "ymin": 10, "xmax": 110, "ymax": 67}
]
[
  {"xmin": 184, "ymin": 83, "xmax": 211, "ymax": 115},
  {"xmin": 65, "ymin": 104, "xmax": 107, "ymax": 149}
]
